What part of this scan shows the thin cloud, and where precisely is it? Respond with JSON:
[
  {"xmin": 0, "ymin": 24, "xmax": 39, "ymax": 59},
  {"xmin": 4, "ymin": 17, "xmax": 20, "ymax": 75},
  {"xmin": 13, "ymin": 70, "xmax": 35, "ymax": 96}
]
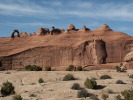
[{"xmin": 0, "ymin": 0, "xmax": 133, "ymax": 22}]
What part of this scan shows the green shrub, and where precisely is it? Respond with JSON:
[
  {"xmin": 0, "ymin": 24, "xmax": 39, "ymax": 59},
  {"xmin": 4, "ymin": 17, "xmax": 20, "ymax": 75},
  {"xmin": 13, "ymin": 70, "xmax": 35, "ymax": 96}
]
[
  {"xmin": 29, "ymin": 93, "xmax": 36, "ymax": 97},
  {"xmin": 84, "ymin": 78, "xmax": 97, "ymax": 89},
  {"xmin": 66, "ymin": 65, "xmax": 74, "ymax": 71},
  {"xmin": 115, "ymin": 95, "xmax": 122, "ymax": 100},
  {"xmin": 121, "ymin": 90, "xmax": 133, "ymax": 100},
  {"xmin": 63, "ymin": 74, "xmax": 75, "ymax": 81},
  {"xmin": 1, "ymin": 81, "xmax": 15, "ymax": 96},
  {"xmin": 12, "ymin": 94, "xmax": 22, "ymax": 100},
  {"xmin": 115, "ymin": 66, "xmax": 126, "ymax": 72},
  {"xmin": 129, "ymin": 74, "xmax": 133, "ymax": 78},
  {"xmin": 38, "ymin": 78, "xmax": 44, "ymax": 83},
  {"xmin": 106, "ymin": 89, "xmax": 114, "ymax": 94},
  {"xmin": 101, "ymin": 94, "xmax": 109, "ymax": 100},
  {"xmin": 100, "ymin": 75, "xmax": 111, "ymax": 79},
  {"xmin": 45, "ymin": 66, "xmax": 51, "ymax": 71},
  {"xmin": 116, "ymin": 66, "xmax": 121, "ymax": 72},
  {"xmin": 115, "ymin": 80, "xmax": 125, "ymax": 84},
  {"xmin": 71, "ymin": 83, "xmax": 81, "ymax": 90},
  {"xmin": 76, "ymin": 66, "xmax": 83, "ymax": 71},
  {"xmin": 0, "ymin": 67, "xmax": 6, "ymax": 71},
  {"xmin": 77, "ymin": 89, "xmax": 89, "ymax": 98},
  {"xmin": 25, "ymin": 65, "xmax": 42, "ymax": 71}
]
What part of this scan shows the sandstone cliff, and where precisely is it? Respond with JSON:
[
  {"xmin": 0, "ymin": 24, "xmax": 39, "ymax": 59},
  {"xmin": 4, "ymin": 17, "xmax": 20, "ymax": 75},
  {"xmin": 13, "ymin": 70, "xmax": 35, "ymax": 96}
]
[{"xmin": 0, "ymin": 24, "xmax": 133, "ymax": 69}]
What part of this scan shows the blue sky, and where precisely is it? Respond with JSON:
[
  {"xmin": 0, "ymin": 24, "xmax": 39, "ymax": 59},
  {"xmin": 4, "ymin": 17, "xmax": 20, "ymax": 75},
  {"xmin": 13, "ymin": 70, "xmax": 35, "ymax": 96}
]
[{"xmin": 0, "ymin": 0, "xmax": 133, "ymax": 37}]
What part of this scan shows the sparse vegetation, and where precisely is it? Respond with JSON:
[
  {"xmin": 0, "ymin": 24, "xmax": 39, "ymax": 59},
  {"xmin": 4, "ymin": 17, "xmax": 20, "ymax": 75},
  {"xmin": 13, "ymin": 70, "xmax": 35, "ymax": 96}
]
[
  {"xmin": 116, "ymin": 66, "xmax": 121, "ymax": 72},
  {"xmin": 0, "ymin": 67, "xmax": 6, "ymax": 71},
  {"xmin": 115, "ymin": 80, "xmax": 125, "ymax": 84},
  {"xmin": 38, "ymin": 78, "xmax": 44, "ymax": 83},
  {"xmin": 45, "ymin": 66, "xmax": 51, "ymax": 71},
  {"xmin": 66, "ymin": 65, "xmax": 74, "ymax": 71},
  {"xmin": 115, "ymin": 95, "xmax": 122, "ymax": 100},
  {"xmin": 115, "ymin": 66, "xmax": 126, "ymax": 72},
  {"xmin": 76, "ymin": 66, "xmax": 83, "ymax": 71},
  {"xmin": 121, "ymin": 90, "xmax": 133, "ymax": 100},
  {"xmin": 25, "ymin": 65, "xmax": 42, "ymax": 71},
  {"xmin": 77, "ymin": 89, "xmax": 89, "ymax": 98},
  {"xmin": 29, "ymin": 93, "xmax": 36, "ymax": 97},
  {"xmin": 63, "ymin": 74, "xmax": 75, "ymax": 81},
  {"xmin": 71, "ymin": 83, "xmax": 81, "ymax": 90},
  {"xmin": 1, "ymin": 81, "xmax": 15, "ymax": 96},
  {"xmin": 100, "ymin": 75, "xmax": 111, "ymax": 79},
  {"xmin": 106, "ymin": 89, "xmax": 114, "ymax": 94},
  {"xmin": 84, "ymin": 78, "xmax": 97, "ymax": 89},
  {"xmin": 101, "ymin": 94, "xmax": 109, "ymax": 100},
  {"xmin": 12, "ymin": 94, "xmax": 22, "ymax": 100},
  {"xmin": 129, "ymin": 74, "xmax": 133, "ymax": 78}
]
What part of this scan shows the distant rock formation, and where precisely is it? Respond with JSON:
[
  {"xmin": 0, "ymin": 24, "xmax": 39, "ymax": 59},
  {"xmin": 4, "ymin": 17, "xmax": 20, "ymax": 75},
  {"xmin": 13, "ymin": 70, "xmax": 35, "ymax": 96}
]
[
  {"xmin": 94, "ymin": 24, "xmax": 112, "ymax": 31},
  {"xmin": 3, "ymin": 24, "xmax": 133, "ymax": 70},
  {"xmin": 11, "ymin": 30, "xmax": 20, "ymax": 38},
  {"xmin": 37, "ymin": 28, "xmax": 50, "ymax": 35},
  {"xmin": 19, "ymin": 32, "xmax": 28, "ymax": 37},
  {"xmin": 67, "ymin": 24, "xmax": 75, "ymax": 31},
  {"xmin": 51, "ymin": 26, "xmax": 64, "ymax": 35},
  {"xmin": 82, "ymin": 25, "xmax": 90, "ymax": 31}
]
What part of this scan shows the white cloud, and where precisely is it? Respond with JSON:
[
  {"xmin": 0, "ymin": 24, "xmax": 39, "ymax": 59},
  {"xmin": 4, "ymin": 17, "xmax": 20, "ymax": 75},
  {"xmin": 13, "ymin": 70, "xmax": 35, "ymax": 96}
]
[
  {"xmin": 0, "ymin": 0, "xmax": 133, "ymax": 22},
  {"xmin": 0, "ymin": 22, "xmax": 52, "ymax": 27}
]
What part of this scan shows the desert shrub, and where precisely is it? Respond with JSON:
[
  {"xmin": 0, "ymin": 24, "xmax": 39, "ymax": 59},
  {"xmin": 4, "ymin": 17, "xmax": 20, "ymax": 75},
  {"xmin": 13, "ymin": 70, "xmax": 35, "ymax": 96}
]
[
  {"xmin": 1, "ymin": 81, "xmax": 15, "ymax": 96},
  {"xmin": 71, "ymin": 83, "xmax": 81, "ymax": 90},
  {"xmin": 77, "ymin": 89, "xmax": 89, "ymax": 98},
  {"xmin": 101, "ymin": 94, "xmax": 109, "ymax": 100},
  {"xmin": 115, "ymin": 95, "xmax": 122, "ymax": 100},
  {"xmin": 38, "ymin": 78, "xmax": 44, "ymax": 83},
  {"xmin": 100, "ymin": 75, "xmax": 111, "ymax": 79},
  {"xmin": 25, "ymin": 65, "xmax": 42, "ymax": 71},
  {"xmin": 29, "ymin": 93, "xmax": 36, "ymax": 97},
  {"xmin": 66, "ymin": 65, "xmax": 74, "ymax": 71},
  {"xmin": 84, "ymin": 78, "xmax": 97, "ymax": 89},
  {"xmin": 115, "ymin": 80, "xmax": 125, "ymax": 84},
  {"xmin": 12, "ymin": 94, "xmax": 22, "ymax": 100},
  {"xmin": 106, "ymin": 89, "xmax": 114, "ymax": 94},
  {"xmin": 0, "ymin": 67, "xmax": 6, "ymax": 71},
  {"xmin": 63, "ymin": 74, "xmax": 75, "ymax": 81},
  {"xmin": 45, "ymin": 66, "xmax": 51, "ymax": 71},
  {"xmin": 129, "ymin": 74, "xmax": 133, "ymax": 78},
  {"xmin": 115, "ymin": 66, "xmax": 121, "ymax": 72},
  {"xmin": 115, "ymin": 66, "xmax": 126, "ymax": 72},
  {"xmin": 76, "ymin": 66, "xmax": 83, "ymax": 71},
  {"xmin": 121, "ymin": 90, "xmax": 133, "ymax": 100}
]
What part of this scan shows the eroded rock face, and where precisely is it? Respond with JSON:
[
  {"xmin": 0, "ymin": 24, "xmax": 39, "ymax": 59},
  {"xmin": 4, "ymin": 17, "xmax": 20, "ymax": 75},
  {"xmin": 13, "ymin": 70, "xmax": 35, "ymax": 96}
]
[{"xmin": 1, "ymin": 40, "xmax": 107, "ymax": 69}]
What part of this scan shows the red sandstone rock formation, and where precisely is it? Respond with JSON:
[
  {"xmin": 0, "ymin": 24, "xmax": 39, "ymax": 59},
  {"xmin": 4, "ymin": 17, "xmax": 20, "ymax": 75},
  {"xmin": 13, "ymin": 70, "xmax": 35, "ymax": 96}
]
[
  {"xmin": 0, "ymin": 24, "xmax": 133, "ymax": 70},
  {"xmin": 67, "ymin": 24, "xmax": 75, "ymax": 31},
  {"xmin": 11, "ymin": 30, "xmax": 20, "ymax": 38}
]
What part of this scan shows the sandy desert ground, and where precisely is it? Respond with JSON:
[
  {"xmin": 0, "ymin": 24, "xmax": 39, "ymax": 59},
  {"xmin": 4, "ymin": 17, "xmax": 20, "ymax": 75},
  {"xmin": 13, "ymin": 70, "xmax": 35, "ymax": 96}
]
[{"xmin": 0, "ymin": 70, "xmax": 133, "ymax": 100}]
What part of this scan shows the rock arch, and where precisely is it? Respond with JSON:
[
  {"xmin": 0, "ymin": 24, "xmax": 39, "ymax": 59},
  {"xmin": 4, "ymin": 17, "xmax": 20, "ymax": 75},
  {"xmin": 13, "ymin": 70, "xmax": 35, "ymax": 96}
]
[{"xmin": 11, "ymin": 30, "xmax": 20, "ymax": 38}]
